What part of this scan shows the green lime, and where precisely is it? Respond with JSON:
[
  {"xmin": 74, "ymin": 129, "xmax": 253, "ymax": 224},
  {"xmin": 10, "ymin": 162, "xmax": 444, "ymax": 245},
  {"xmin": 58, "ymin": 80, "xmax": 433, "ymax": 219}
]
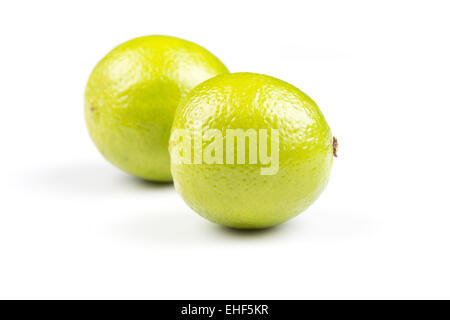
[
  {"xmin": 169, "ymin": 72, "xmax": 336, "ymax": 228},
  {"xmin": 85, "ymin": 35, "xmax": 228, "ymax": 181}
]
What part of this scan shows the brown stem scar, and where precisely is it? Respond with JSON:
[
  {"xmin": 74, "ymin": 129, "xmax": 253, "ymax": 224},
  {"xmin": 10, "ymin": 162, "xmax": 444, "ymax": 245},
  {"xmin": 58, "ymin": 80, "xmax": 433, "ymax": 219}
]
[{"xmin": 333, "ymin": 136, "xmax": 338, "ymax": 157}]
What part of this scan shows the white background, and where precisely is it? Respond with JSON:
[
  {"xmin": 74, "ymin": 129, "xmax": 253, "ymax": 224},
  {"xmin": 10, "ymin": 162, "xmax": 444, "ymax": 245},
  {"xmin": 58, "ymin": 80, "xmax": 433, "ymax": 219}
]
[{"xmin": 1, "ymin": 0, "xmax": 449, "ymax": 299}]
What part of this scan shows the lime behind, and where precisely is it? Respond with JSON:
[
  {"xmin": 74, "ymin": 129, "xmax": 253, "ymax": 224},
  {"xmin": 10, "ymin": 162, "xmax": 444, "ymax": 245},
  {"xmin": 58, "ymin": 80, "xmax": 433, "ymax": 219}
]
[
  {"xmin": 85, "ymin": 35, "xmax": 228, "ymax": 181},
  {"xmin": 169, "ymin": 73, "xmax": 335, "ymax": 229}
]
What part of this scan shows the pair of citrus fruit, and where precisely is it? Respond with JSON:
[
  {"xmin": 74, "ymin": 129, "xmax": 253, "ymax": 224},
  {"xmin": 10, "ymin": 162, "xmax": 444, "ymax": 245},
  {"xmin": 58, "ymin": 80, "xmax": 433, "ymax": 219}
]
[{"xmin": 85, "ymin": 35, "xmax": 336, "ymax": 229}]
